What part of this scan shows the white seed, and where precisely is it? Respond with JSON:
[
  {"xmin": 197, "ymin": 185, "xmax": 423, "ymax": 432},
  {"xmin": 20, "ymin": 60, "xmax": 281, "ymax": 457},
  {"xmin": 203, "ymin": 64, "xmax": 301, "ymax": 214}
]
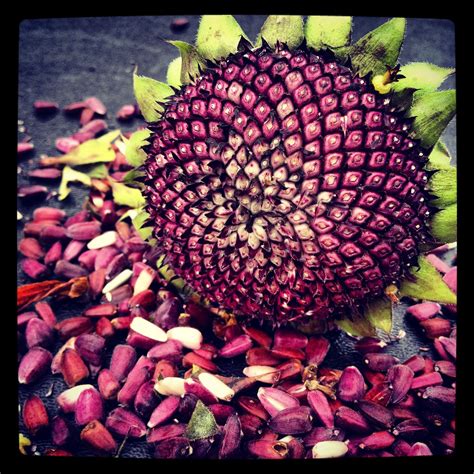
[
  {"xmin": 103, "ymin": 269, "xmax": 133, "ymax": 294},
  {"xmin": 130, "ymin": 317, "xmax": 167, "ymax": 342},
  {"xmin": 154, "ymin": 377, "xmax": 186, "ymax": 396},
  {"xmin": 87, "ymin": 231, "xmax": 118, "ymax": 250},
  {"xmin": 56, "ymin": 384, "xmax": 94, "ymax": 413},
  {"xmin": 198, "ymin": 372, "xmax": 235, "ymax": 401},
  {"xmin": 167, "ymin": 326, "xmax": 203, "ymax": 350},
  {"xmin": 133, "ymin": 267, "xmax": 156, "ymax": 296},
  {"xmin": 312, "ymin": 440, "xmax": 348, "ymax": 459},
  {"xmin": 17, "ymin": 210, "xmax": 23, "ymax": 221},
  {"xmin": 243, "ymin": 365, "xmax": 280, "ymax": 384}
]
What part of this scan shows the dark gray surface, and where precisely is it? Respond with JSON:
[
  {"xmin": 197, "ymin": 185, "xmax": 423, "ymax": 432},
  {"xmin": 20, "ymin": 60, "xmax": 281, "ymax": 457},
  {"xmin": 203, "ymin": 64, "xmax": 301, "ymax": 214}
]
[{"xmin": 17, "ymin": 16, "xmax": 456, "ymax": 458}]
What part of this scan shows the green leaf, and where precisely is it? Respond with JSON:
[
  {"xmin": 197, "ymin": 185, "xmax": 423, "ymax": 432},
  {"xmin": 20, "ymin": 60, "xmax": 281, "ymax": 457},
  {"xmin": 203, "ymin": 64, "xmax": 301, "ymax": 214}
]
[
  {"xmin": 426, "ymin": 140, "xmax": 452, "ymax": 171},
  {"xmin": 167, "ymin": 57, "xmax": 182, "ymax": 87},
  {"xmin": 407, "ymin": 89, "xmax": 456, "ymax": 148},
  {"xmin": 110, "ymin": 181, "xmax": 145, "ymax": 208},
  {"xmin": 82, "ymin": 163, "xmax": 109, "ymax": 178},
  {"xmin": 168, "ymin": 41, "xmax": 206, "ymax": 85},
  {"xmin": 335, "ymin": 314, "xmax": 376, "ymax": 337},
  {"xmin": 133, "ymin": 68, "xmax": 174, "ymax": 122},
  {"xmin": 97, "ymin": 130, "xmax": 121, "ymax": 144},
  {"xmin": 122, "ymin": 168, "xmax": 146, "ymax": 184},
  {"xmin": 58, "ymin": 166, "xmax": 92, "ymax": 200},
  {"xmin": 391, "ymin": 87, "xmax": 417, "ymax": 111},
  {"xmin": 40, "ymin": 137, "xmax": 116, "ymax": 167},
  {"xmin": 124, "ymin": 128, "xmax": 151, "ymax": 167},
  {"xmin": 185, "ymin": 400, "xmax": 219, "ymax": 440},
  {"xmin": 131, "ymin": 209, "xmax": 153, "ymax": 240},
  {"xmin": 350, "ymin": 18, "xmax": 406, "ymax": 76},
  {"xmin": 428, "ymin": 166, "xmax": 457, "ymax": 207},
  {"xmin": 256, "ymin": 15, "xmax": 304, "ymax": 49},
  {"xmin": 392, "ymin": 62, "xmax": 454, "ymax": 93},
  {"xmin": 305, "ymin": 16, "xmax": 352, "ymax": 50},
  {"xmin": 196, "ymin": 15, "xmax": 249, "ymax": 61},
  {"xmin": 399, "ymin": 255, "xmax": 456, "ymax": 303},
  {"xmin": 430, "ymin": 204, "xmax": 457, "ymax": 243},
  {"xmin": 364, "ymin": 298, "xmax": 392, "ymax": 334}
]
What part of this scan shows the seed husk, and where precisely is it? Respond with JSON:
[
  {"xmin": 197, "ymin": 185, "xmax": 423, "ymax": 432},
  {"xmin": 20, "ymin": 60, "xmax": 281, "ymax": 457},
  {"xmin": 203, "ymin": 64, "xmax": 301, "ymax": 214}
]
[
  {"xmin": 387, "ymin": 364, "xmax": 415, "ymax": 404},
  {"xmin": 359, "ymin": 431, "xmax": 395, "ymax": 451},
  {"xmin": 148, "ymin": 396, "xmax": 181, "ymax": 429},
  {"xmin": 23, "ymin": 395, "xmax": 49, "ymax": 434},
  {"xmin": 336, "ymin": 366, "xmax": 366, "ymax": 403},
  {"xmin": 364, "ymin": 353, "xmax": 400, "ymax": 372},
  {"xmin": 51, "ymin": 416, "xmax": 71, "ymax": 446},
  {"xmin": 268, "ymin": 406, "xmax": 312, "ymax": 435},
  {"xmin": 154, "ymin": 437, "xmax": 192, "ymax": 459},
  {"xmin": 117, "ymin": 356, "xmax": 154, "ymax": 405},
  {"xmin": 246, "ymin": 439, "xmax": 289, "ymax": 459},
  {"xmin": 257, "ymin": 387, "xmax": 300, "ymax": 417},
  {"xmin": 75, "ymin": 387, "xmax": 104, "ymax": 426},
  {"xmin": 106, "ymin": 407, "xmax": 147, "ymax": 438},
  {"xmin": 411, "ymin": 371, "xmax": 443, "ymax": 390},
  {"xmin": 147, "ymin": 423, "xmax": 187, "ymax": 443},
  {"xmin": 218, "ymin": 414, "xmax": 242, "ymax": 459},
  {"xmin": 307, "ymin": 390, "xmax": 334, "ymax": 428},
  {"xmin": 357, "ymin": 400, "xmax": 395, "ymax": 429},
  {"xmin": 334, "ymin": 406, "xmax": 372, "ymax": 434},
  {"xmin": 80, "ymin": 420, "xmax": 117, "ymax": 453},
  {"xmin": 60, "ymin": 348, "xmax": 90, "ymax": 387},
  {"xmin": 109, "ymin": 344, "xmax": 137, "ymax": 382},
  {"xmin": 305, "ymin": 336, "xmax": 330, "ymax": 365}
]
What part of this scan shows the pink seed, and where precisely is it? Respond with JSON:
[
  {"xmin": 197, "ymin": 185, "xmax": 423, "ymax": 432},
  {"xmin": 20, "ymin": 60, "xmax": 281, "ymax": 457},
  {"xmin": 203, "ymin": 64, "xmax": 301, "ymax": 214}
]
[
  {"xmin": 55, "ymin": 137, "xmax": 80, "ymax": 153},
  {"xmin": 406, "ymin": 302, "xmax": 441, "ymax": 321},
  {"xmin": 34, "ymin": 100, "xmax": 59, "ymax": 112},
  {"xmin": 21, "ymin": 258, "xmax": 49, "ymax": 280},
  {"xmin": 85, "ymin": 97, "xmax": 107, "ymax": 115},
  {"xmin": 411, "ymin": 371, "xmax": 443, "ymax": 390},
  {"xmin": 33, "ymin": 207, "xmax": 66, "ymax": 222},
  {"xmin": 18, "ymin": 185, "xmax": 48, "ymax": 199},
  {"xmin": 78, "ymin": 119, "xmax": 107, "ymax": 136},
  {"xmin": 19, "ymin": 237, "xmax": 45, "ymax": 259},
  {"xmin": 18, "ymin": 142, "xmax": 35, "ymax": 154},
  {"xmin": 218, "ymin": 334, "xmax": 253, "ymax": 358},
  {"xmin": 116, "ymin": 104, "xmax": 136, "ymax": 120},
  {"xmin": 64, "ymin": 101, "xmax": 87, "ymax": 113},
  {"xmin": 80, "ymin": 107, "xmax": 95, "ymax": 125},
  {"xmin": 305, "ymin": 336, "xmax": 331, "ymax": 365},
  {"xmin": 28, "ymin": 168, "xmax": 62, "ymax": 179}
]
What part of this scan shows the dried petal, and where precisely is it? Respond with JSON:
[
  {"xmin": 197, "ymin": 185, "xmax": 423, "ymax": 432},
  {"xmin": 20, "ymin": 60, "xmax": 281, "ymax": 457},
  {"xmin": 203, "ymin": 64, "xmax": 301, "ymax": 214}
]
[{"xmin": 305, "ymin": 336, "xmax": 331, "ymax": 365}]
